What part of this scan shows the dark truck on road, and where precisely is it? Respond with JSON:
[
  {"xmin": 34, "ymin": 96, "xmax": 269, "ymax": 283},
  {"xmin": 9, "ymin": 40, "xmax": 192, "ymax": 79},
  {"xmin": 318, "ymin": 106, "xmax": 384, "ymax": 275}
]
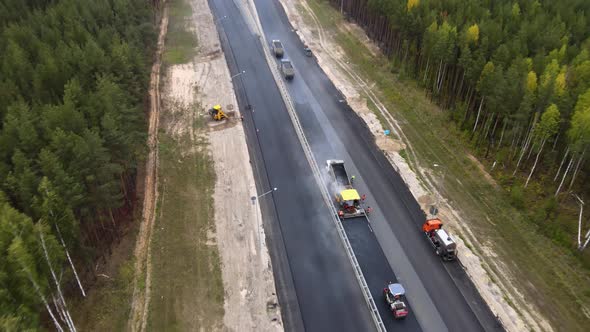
[
  {"xmin": 272, "ymin": 39, "xmax": 284, "ymax": 57},
  {"xmin": 279, "ymin": 59, "xmax": 295, "ymax": 80}
]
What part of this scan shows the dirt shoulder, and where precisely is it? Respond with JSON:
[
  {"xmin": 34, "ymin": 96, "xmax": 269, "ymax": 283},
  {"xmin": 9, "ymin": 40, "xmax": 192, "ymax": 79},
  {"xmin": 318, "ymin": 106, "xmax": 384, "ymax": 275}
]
[
  {"xmin": 277, "ymin": 0, "xmax": 556, "ymax": 331},
  {"xmin": 188, "ymin": 0, "xmax": 282, "ymax": 329},
  {"xmin": 138, "ymin": 0, "xmax": 283, "ymax": 329}
]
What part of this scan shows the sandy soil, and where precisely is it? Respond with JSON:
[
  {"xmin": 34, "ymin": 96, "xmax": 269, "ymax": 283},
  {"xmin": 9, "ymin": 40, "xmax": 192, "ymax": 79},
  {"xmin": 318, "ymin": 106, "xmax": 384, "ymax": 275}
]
[
  {"xmin": 157, "ymin": 0, "xmax": 283, "ymax": 330},
  {"xmin": 128, "ymin": 6, "xmax": 168, "ymax": 332},
  {"xmin": 277, "ymin": 0, "xmax": 552, "ymax": 331}
]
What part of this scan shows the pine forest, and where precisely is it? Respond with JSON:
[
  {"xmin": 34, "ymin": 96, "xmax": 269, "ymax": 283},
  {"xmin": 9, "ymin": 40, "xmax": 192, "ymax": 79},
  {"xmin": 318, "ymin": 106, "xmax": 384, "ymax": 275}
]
[
  {"xmin": 0, "ymin": 0, "xmax": 156, "ymax": 329},
  {"xmin": 331, "ymin": 0, "xmax": 590, "ymax": 255}
]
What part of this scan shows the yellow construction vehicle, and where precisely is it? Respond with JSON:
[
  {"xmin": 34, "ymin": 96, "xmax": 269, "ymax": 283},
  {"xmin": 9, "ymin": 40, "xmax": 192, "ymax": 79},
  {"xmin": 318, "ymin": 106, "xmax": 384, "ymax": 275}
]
[
  {"xmin": 208, "ymin": 104, "xmax": 228, "ymax": 121},
  {"xmin": 335, "ymin": 188, "xmax": 365, "ymax": 218},
  {"xmin": 326, "ymin": 160, "xmax": 366, "ymax": 219}
]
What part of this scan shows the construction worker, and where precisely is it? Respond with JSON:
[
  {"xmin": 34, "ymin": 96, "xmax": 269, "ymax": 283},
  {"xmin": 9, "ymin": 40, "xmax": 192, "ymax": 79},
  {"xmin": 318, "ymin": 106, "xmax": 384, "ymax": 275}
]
[{"xmin": 350, "ymin": 175, "xmax": 356, "ymax": 184}]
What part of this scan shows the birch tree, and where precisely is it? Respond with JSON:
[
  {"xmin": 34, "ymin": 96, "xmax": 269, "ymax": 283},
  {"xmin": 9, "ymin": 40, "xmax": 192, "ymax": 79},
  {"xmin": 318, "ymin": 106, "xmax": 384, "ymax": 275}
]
[
  {"xmin": 525, "ymin": 104, "xmax": 560, "ymax": 187},
  {"xmin": 562, "ymin": 88, "xmax": 590, "ymax": 193},
  {"xmin": 474, "ymin": 62, "xmax": 496, "ymax": 132},
  {"xmin": 0, "ymin": 195, "xmax": 64, "ymax": 331},
  {"xmin": 35, "ymin": 177, "xmax": 86, "ymax": 297}
]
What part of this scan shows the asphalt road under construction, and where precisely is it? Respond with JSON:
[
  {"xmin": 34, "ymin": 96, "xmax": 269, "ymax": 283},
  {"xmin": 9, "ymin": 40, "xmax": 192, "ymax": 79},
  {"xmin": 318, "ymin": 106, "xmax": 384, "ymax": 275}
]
[{"xmin": 210, "ymin": 0, "xmax": 504, "ymax": 331}]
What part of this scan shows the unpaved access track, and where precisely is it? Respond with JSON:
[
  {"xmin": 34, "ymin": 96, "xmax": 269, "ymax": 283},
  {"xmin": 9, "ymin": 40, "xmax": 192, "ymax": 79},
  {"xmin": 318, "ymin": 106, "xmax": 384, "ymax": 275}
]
[{"xmin": 128, "ymin": 6, "xmax": 167, "ymax": 332}]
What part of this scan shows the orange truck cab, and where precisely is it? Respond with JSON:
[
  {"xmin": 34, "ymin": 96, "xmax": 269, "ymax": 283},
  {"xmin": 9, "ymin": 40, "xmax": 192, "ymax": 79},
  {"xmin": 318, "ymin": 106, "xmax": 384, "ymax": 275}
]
[{"xmin": 423, "ymin": 218, "xmax": 443, "ymax": 232}]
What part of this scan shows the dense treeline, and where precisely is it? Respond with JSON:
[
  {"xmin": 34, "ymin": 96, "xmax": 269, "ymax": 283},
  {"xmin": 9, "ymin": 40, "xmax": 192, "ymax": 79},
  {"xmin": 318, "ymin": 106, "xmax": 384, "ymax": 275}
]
[
  {"xmin": 331, "ymin": 0, "xmax": 590, "ymax": 241},
  {"xmin": 0, "ymin": 0, "xmax": 156, "ymax": 329}
]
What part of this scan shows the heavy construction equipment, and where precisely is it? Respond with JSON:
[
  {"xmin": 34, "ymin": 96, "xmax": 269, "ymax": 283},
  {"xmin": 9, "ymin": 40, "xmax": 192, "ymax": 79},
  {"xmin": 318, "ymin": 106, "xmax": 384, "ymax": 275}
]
[
  {"xmin": 383, "ymin": 283, "xmax": 409, "ymax": 319},
  {"xmin": 326, "ymin": 160, "xmax": 365, "ymax": 219},
  {"xmin": 208, "ymin": 104, "xmax": 228, "ymax": 121},
  {"xmin": 422, "ymin": 218, "xmax": 457, "ymax": 261}
]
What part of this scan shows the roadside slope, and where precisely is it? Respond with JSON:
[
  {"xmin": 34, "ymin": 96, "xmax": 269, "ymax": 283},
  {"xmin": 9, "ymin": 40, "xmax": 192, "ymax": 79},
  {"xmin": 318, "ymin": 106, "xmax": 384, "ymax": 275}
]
[
  {"xmin": 276, "ymin": 0, "xmax": 550, "ymax": 331},
  {"xmin": 139, "ymin": 0, "xmax": 283, "ymax": 330},
  {"xmin": 188, "ymin": 0, "xmax": 283, "ymax": 329}
]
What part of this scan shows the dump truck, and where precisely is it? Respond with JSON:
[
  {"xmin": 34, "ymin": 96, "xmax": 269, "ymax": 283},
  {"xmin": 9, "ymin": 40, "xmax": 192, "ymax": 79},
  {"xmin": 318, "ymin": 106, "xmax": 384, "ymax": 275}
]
[
  {"xmin": 422, "ymin": 218, "xmax": 457, "ymax": 261},
  {"xmin": 326, "ymin": 160, "xmax": 365, "ymax": 219},
  {"xmin": 272, "ymin": 39, "xmax": 284, "ymax": 57},
  {"xmin": 383, "ymin": 283, "xmax": 409, "ymax": 319},
  {"xmin": 279, "ymin": 59, "xmax": 295, "ymax": 80}
]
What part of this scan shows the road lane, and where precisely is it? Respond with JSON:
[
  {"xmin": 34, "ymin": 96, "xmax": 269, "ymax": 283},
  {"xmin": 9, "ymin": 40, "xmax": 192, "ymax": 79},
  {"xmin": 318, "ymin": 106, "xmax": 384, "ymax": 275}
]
[
  {"xmin": 209, "ymin": 0, "xmax": 376, "ymax": 330},
  {"xmin": 252, "ymin": 0, "xmax": 502, "ymax": 331}
]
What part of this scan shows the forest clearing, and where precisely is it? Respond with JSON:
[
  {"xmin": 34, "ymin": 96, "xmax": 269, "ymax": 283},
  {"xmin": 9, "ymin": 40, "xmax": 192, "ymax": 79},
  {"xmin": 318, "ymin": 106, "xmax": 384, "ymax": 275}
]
[{"xmin": 2, "ymin": 0, "xmax": 590, "ymax": 331}]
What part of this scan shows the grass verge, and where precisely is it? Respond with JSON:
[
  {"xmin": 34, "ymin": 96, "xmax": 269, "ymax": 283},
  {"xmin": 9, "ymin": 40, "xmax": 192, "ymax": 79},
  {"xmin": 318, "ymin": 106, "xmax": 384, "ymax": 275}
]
[
  {"xmin": 146, "ymin": 126, "xmax": 223, "ymax": 331},
  {"xmin": 70, "ymin": 223, "xmax": 139, "ymax": 331},
  {"xmin": 163, "ymin": 0, "xmax": 198, "ymax": 65},
  {"xmin": 303, "ymin": 0, "xmax": 590, "ymax": 330}
]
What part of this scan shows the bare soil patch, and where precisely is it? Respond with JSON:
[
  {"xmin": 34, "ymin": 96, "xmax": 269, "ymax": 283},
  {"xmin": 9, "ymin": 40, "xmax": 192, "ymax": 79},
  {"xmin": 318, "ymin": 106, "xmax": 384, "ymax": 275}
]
[
  {"xmin": 188, "ymin": 0, "xmax": 283, "ymax": 329},
  {"xmin": 141, "ymin": 0, "xmax": 283, "ymax": 329}
]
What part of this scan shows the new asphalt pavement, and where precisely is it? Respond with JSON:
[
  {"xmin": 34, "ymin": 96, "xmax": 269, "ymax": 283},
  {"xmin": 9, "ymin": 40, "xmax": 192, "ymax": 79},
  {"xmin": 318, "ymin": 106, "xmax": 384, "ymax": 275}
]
[
  {"xmin": 210, "ymin": 0, "xmax": 376, "ymax": 331},
  {"xmin": 210, "ymin": 0, "xmax": 504, "ymax": 331}
]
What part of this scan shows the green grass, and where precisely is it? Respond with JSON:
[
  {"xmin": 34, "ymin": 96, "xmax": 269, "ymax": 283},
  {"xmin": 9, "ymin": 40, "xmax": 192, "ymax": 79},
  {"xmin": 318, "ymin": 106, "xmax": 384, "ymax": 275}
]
[
  {"xmin": 398, "ymin": 148, "xmax": 408, "ymax": 162},
  {"xmin": 70, "ymin": 224, "xmax": 139, "ymax": 332},
  {"xmin": 146, "ymin": 126, "xmax": 223, "ymax": 331},
  {"xmin": 148, "ymin": 4, "xmax": 222, "ymax": 326},
  {"xmin": 304, "ymin": 1, "xmax": 590, "ymax": 330},
  {"xmin": 163, "ymin": 0, "xmax": 198, "ymax": 65}
]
